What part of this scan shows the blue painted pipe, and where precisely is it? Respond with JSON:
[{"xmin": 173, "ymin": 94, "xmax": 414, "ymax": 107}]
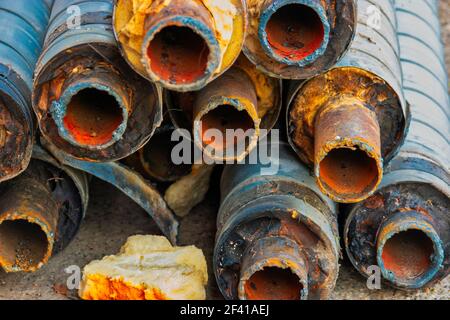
[
  {"xmin": 0, "ymin": 0, "xmax": 52, "ymax": 182},
  {"xmin": 214, "ymin": 142, "xmax": 339, "ymax": 300},
  {"xmin": 344, "ymin": 0, "xmax": 449, "ymax": 290},
  {"xmin": 33, "ymin": 0, "xmax": 163, "ymax": 162}
]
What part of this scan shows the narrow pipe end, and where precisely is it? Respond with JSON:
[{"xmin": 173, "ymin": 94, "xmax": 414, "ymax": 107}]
[
  {"xmin": 142, "ymin": 16, "xmax": 221, "ymax": 91},
  {"xmin": 139, "ymin": 127, "xmax": 192, "ymax": 182},
  {"xmin": 258, "ymin": 0, "xmax": 330, "ymax": 67},
  {"xmin": 194, "ymin": 98, "xmax": 260, "ymax": 161},
  {"xmin": 238, "ymin": 236, "xmax": 308, "ymax": 300},
  {"xmin": 376, "ymin": 211, "xmax": 444, "ymax": 289},
  {"xmin": 51, "ymin": 83, "xmax": 129, "ymax": 150},
  {"xmin": 0, "ymin": 217, "xmax": 53, "ymax": 272},
  {"xmin": 314, "ymin": 98, "xmax": 383, "ymax": 203}
]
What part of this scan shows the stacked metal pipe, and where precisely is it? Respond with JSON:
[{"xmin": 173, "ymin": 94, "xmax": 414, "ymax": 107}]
[
  {"xmin": 0, "ymin": 0, "xmax": 52, "ymax": 182},
  {"xmin": 214, "ymin": 142, "xmax": 340, "ymax": 300},
  {"xmin": 287, "ymin": 0, "xmax": 407, "ymax": 203},
  {"xmin": 344, "ymin": 0, "xmax": 449, "ymax": 290},
  {"xmin": 0, "ymin": 0, "xmax": 447, "ymax": 302}
]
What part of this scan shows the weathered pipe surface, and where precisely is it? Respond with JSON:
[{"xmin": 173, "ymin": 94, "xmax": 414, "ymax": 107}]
[
  {"xmin": 0, "ymin": 0, "xmax": 52, "ymax": 182},
  {"xmin": 214, "ymin": 142, "xmax": 339, "ymax": 300},
  {"xmin": 287, "ymin": 0, "xmax": 407, "ymax": 203},
  {"xmin": 42, "ymin": 138, "xmax": 179, "ymax": 244},
  {"xmin": 113, "ymin": 0, "xmax": 246, "ymax": 92},
  {"xmin": 0, "ymin": 145, "xmax": 88, "ymax": 273},
  {"xmin": 33, "ymin": 0, "xmax": 163, "ymax": 162},
  {"xmin": 167, "ymin": 54, "xmax": 282, "ymax": 162},
  {"xmin": 344, "ymin": 0, "xmax": 450, "ymax": 290},
  {"xmin": 243, "ymin": 0, "xmax": 356, "ymax": 79}
]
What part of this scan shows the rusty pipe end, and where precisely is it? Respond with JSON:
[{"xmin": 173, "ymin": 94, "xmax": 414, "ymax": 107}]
[
  {"xmin": 51, "ymin": 79, "xmax": 130, "ymax": 151},
  {"xmin": 193, "ymin": 68, "xmax": 260, "ymax": 162},
  {"xmin": 314, "ymin": 97, "xmax": 383, "ymax": 203},
  {"xmin": 258, "ymin": 0, "xmax": 330, "ymax": 67},
  {"xmin": 238, "ymin": 236, "xmax": 308, "ymax": 300},
  {"xmin": 376, "ymin": 211, "xmax": 445, "ymax": 289},
  {"xmin": 142, "ymin": 16, "xmax": 221, "ymax": 92},
  {"xmin": 0, "ymin": 215, "xmax": 54, "ymax": 273},
  {"xmin": 193, "ymin": 98, "xmax": 260, "ymax": 162}
]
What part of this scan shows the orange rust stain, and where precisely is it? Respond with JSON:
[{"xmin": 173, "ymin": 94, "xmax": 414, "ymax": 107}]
[
  {"xmin": 365, "ymin": 194, "xmax": 385, "ymax": 209},
  {"xmin": 381, "ymin": 230, "xmax": 433, "ymax": 280},
  {"xmin": 265, "ymin": 4, "xmax": 324, "ymax": 62},
  {"xmin": 63, "ymin": 89, "xmax": 123, "ymax": 146},
  {"xmin": 200, "ymin": 105, "xmax": 254, "ymax": 151},
  {"xmin": 319, "ymin": 148, "xmax": 379, "ymax": 197},
  {"xmin": 81, "ymin": 274, "xmax": 167, "ymax": 300},
  {"xmin": 146, "ymin": 26, "xmax": 209, "ymax": 84},
  {"xmin": 244, "ymin": 267, "xmax": 302, "ymax": 300}
]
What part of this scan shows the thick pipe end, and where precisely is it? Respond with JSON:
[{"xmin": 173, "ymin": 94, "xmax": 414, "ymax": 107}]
[
  {"xmin": 259, "ymin": 0, "xmax": 330, "ymax": 67},
  {"xmin": 0, "ymin": 217, "xmax": 53, "ymax": 272},
  {"xmin": 142, "ymin": 17, "xmax": 221, "ymax": 92},
  {"xmin": 376, "ymin": 211, "xmax": 445, "ymax": 289},
  {"xmin": 238, "ymin": 237, "xmax": 308, "ymax": 300},
  {"xmin": 314, "ymin": 98, "xmax": 383, "ymax": 203},
  {"xmin": 51, "ymin": 83, "xmax": 129, "ymax": 150}
]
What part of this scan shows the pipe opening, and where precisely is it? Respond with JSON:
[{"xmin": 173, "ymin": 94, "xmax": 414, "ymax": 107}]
[
  {"xmin": 243, "ymin": 267, "xmax": 303, "ymax": 300},
  {"xmin": 265, "ymin": 4, "xmax": 325, "ymax": 63},
  {"xmin": 0, "ymin": 219, "xmax": 49, "ymax": 271},
  {"xmin": 142, "ymin": 129, "xmax": 192, "ymax": 181},
  {"xmin": 146, "ymin": 26, "xmax": 210, "ymax": 84},
  {"xmin": 381, "ymin": 230, "xmax": 434, "ymax": 280},
  {"xmin": 319, "ymin": 148, "xmax": 380, "ymax": 198},
  {"xmin": 200, "ymin": 105, "xmax": 255, "ymax": 153},
  {"xmin": 63, "ymin": 88, "xmax": 124, "ymax": 147}
]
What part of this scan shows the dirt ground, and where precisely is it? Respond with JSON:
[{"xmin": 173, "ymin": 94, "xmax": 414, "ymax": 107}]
[{"xmin": 0, "ymin": 2, "xmax": 448, "ymax": 300}]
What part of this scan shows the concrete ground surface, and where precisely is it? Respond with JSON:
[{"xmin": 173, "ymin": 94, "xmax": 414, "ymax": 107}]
[{"xmin": 0, "ymin": 2, "xmax": 449, "ymax": 300}]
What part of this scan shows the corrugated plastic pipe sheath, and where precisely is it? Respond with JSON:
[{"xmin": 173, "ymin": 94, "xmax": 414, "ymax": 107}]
[
  {"xmin": 287, "ymin": 0, "xmax": 407, "ymax": 203},
  {"xmin": 0, "ymin": 145, "xmax": 88, "ymax": 273},
  {"xmin": 244, "ymin": 0, "xmax": 356, "ymax": 79},
  {"xmin": 113, "ymin": 0, "xmax": 247, "ymax": 92},
  {"xmin": 33, "ymin": 0, "xmax": 163, "ymax": 162},
  {"xmin": 214, "ymin": 142, "xmax": 339, "ymax": 300},
  {"xmin": 345, "ymin": 0, "xmax": 450, "ymax": 290},
  {"xmin": 0, "ymin": 0, "xmax": 52, "ymax": 182}
]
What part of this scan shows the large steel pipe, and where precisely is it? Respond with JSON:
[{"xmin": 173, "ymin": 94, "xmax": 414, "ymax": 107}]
[
  {"xmin": 287, "ymin": 0, "xmax": 407, "ymax": 203},
  {"xmin": 33, "ymin": 0, "xmax": 163, "ymax": 162},
  {"xmin": 167, "ymin": 55, "xmax": 282, "ymax": 162},
  {"xmin": 0, "ymin": 0, "xmax": 52, "ymax": 182},
  {"xmin": 214, "ymin": 142, "xmax": 339, "ymax": 300},
  {"xmin": 113, "ymin": 0, "xmax": 246, "ymax": 92},
  {"xmin": 243, "ymin": 0, "xmax": 356, "ymax": 79},
  {"xmin": 0, "ymin": 145, "xmax": 88, "ymax": 272},
  {"xmin": 344, "ymin": 0, "xmax": 449, "ymax": 290}
]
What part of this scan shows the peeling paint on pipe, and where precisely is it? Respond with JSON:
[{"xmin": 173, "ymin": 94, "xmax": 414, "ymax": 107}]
[
  {"xmin": 167, "ymin": 55, "xmax": 282, "ymax": 162},
  {"xmin": 0, "ymin": 145, "xmax": 88, "ymax": 273},
  {"xmin": 0, "ymin": 0, "xmax": 52, "ymax": 182},
  {"xmin": 287, "ymin": 0, "xmax": 407, "ymax": 203},
  {"xmin": 113, "ymin": 0, "xmax": 246, "ymax": 92},
  {"xmin": 243, "ymin": 0, "xmax": 356, "ymax": 79},
  {"xmin": 33, "ymin": 0, "xmax": 163, "ymax": 162},
  {"xmin": 344, "ymin": 0, "xmax": 449, "ymax": 290},
  {"xmin": 214, "ymin": 142, "xmax": 339, "ymax": 300}
]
